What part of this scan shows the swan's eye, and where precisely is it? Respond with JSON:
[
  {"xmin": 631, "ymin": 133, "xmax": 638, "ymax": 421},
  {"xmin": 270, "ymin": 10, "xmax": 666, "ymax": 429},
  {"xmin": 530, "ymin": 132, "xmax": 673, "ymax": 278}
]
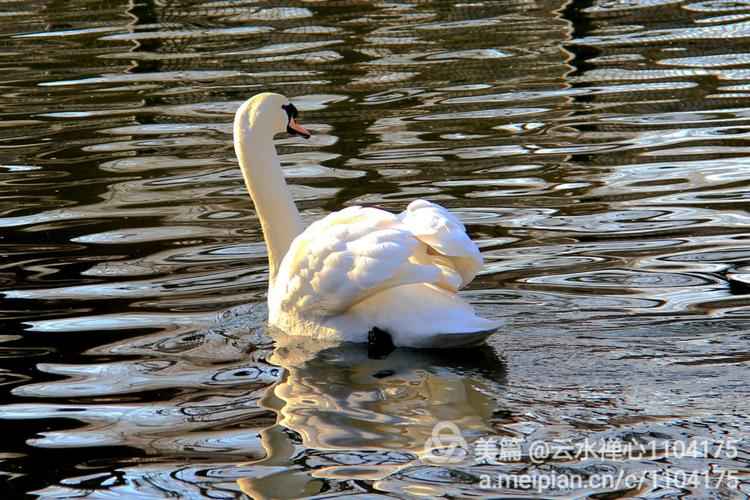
[{"xmin": 281, "ymin": 103, "xmax": 298, "ymax": 121}]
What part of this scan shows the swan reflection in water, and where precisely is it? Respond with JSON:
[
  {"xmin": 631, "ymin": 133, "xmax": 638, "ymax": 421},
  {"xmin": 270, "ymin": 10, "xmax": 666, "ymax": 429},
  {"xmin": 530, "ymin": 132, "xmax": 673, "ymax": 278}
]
[
  {"xmin": 0, "ymin": 305, "xmax": 504, "ymax": 498},
  {"xmin": 240, "ymin": 335, "xmax": 506, "ymax": 499}
]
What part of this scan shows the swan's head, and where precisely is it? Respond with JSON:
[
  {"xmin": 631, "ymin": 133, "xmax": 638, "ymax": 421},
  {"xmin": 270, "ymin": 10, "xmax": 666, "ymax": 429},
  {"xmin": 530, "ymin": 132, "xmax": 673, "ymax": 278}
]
[{"xmin": 240, "ymin": 92, "xmax": 311, "ymax": 139}]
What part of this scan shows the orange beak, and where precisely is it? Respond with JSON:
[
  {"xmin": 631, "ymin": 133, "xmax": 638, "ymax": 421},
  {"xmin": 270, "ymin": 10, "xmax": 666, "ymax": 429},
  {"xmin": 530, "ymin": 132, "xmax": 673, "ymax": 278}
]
[{"xmin": 288, "ymin": 118, "xmax": 311, "ymax": 139}]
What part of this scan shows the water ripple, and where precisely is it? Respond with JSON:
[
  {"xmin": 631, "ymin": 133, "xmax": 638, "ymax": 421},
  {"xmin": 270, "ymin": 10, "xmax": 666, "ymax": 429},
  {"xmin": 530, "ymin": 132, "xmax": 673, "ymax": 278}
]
[{"xmin": 0, "ymin": 0, "xmax": 749, "ymax": 498}]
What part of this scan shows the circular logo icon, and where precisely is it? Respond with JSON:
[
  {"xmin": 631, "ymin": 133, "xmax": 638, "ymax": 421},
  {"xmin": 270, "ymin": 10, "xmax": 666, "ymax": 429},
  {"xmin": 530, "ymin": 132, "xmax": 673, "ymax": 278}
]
[{"xmin": 423, "ymin": 421, "xmax": 469, "ymax": 465}]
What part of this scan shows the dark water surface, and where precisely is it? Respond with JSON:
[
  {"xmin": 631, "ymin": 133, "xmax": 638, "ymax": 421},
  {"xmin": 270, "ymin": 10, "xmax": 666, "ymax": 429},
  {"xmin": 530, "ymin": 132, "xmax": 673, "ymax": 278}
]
[{"xmin": 0, "ymin": 0, "xmax": 749, "ymax": 498}]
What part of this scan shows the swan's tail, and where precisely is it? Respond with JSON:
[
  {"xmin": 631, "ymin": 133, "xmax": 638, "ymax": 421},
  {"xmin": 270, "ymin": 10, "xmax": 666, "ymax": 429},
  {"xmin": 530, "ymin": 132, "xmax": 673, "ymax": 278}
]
[{"xmin": 427, "ymin": 328, "xmax": 499, "ymax": 348}]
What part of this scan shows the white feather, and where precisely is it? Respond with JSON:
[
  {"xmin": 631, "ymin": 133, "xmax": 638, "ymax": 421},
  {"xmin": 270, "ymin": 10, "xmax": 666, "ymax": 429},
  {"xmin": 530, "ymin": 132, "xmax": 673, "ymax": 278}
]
[{"xmin": 268, "ymin": 203, "xmax": 499, "ymax": 346}]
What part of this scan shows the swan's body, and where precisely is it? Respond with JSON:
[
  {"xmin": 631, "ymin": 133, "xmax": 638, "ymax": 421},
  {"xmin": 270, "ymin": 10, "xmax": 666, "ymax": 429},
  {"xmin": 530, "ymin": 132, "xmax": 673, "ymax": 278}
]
[{"xmin": 235, "ymin": 93, "xmax": 499, "ymax": 348}]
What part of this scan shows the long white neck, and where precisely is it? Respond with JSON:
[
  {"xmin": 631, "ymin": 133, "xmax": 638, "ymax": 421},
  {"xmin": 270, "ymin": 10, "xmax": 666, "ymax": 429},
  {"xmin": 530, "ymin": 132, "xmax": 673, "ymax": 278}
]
[{"xmin": 234, "ymin": 105, "xmax": 304, "ymax": 283}]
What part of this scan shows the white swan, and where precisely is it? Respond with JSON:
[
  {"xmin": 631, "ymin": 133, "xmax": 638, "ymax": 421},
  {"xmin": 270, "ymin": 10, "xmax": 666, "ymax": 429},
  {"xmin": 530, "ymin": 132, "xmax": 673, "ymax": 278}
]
[{"xmin": 234, "ymin": 93, "xmax": 500, "ymax": 348}]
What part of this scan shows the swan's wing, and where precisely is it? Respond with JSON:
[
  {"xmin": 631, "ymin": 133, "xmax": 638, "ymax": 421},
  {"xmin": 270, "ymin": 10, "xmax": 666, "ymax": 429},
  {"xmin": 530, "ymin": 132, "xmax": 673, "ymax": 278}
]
[
  {"xmin": 397, "ymin": 199, "xmax": 483, "ymax": 291},
  {"xmin": 273, "ymin": 206, "xmax": 442, "ymax": 318}
]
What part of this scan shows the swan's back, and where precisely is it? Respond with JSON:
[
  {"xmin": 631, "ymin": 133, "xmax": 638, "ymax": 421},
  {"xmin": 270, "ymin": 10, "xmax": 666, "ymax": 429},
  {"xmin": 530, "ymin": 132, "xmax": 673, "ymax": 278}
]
[{"xmin": 268, "ymin": 200, "xmax": 498, "ymax": 346}]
